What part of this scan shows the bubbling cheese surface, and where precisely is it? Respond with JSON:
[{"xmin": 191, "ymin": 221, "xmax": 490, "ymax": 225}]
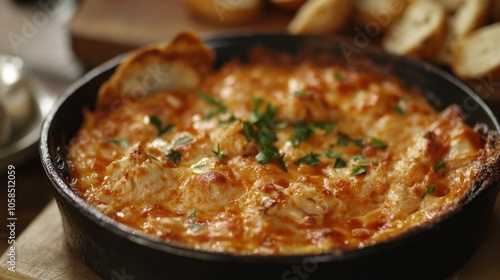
[{"xmin": 67, "ymin": 51, "xmax": 493, "ymax": 255}]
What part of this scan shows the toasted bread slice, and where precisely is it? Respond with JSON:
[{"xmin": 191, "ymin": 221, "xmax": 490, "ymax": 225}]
[
  {"xmin": 271, "ymin": 0, "xmax": 307, "ymax": 11},
  {"xmin": 452, "ymin": 22, "xmax": 500, "ymax": 79},
  {"xmin": 382, "ymin": 0, "xmax": 446, "ymax": 61},
  {"xmin": 437, "ymin": 0, "xmax": 490, "ymax": 64},
  {"xmin": 97, "ymin": 31, "xmax": 214, "ymax": 110},
  {"xmin": 183, "ymin": 0, "xmax": 263, "ymax": 24},
  {"xmin": 288, "ymin": 0, "xmax": 352, "ymax": 34},
  {"xmin": 352, "ymin": 0, "xmax": 409, "ymax": 32},
  {"xmin": 453, "ymin": 0, "xmax": 490, "ymax": 36}
]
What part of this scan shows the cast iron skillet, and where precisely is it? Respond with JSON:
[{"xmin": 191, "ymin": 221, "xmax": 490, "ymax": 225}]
[{"xmin": 40, "ymin": 33, "xmax": 500, "ymax": 280}]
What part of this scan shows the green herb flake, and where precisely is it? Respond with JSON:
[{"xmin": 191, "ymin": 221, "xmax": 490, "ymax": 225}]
[
  {"xmin": 293, "ymin": 123, "xmax": 314, "ymax": 147},
  {"xmin": 351, "ymin": 154, "xmax": 369, "ymax": 164},
  {"xmin": 393, "ymin": 106, "xmax": 405, "ymax": 115},
  {"xmin": 314, "ymin": 122, "xmax": 336, "ymax": 133},
  {"xmin": 148, "ymin": 115, "xmax": 174, "ymax": 135},
  {"xmin": 192, "ymin": 163, "xmax": 206, "ymax": 169},
  {"xmin": 334, "ymin": 157, "xmax": 348, "ymax": 168},
  {"xmin": 198, "ymin": 92, "xmax": 228, "ymax": 119},
  {"xmin": 147, "ymin": 153, "xmax": 159, "ymax": 161},
  {"xmin": 252, "ymin": 97, "xmax": 264, "ymax": 107},
  {"xmin": 371, "ymin": 138, "xmax": 388, "ymax": 149},
  {"xmin": 188, "ymin": 210, "xmax": 197, "ymax": 219},
  {"xmin": 352, "ymin": 138, "xmax": 365, "ymax": 148},
  {"xmin": 325, "ymin": 149, "xmax": 342, "ymax": 159},
  {"xmin": 246, "ymin": 100, "xmax": 288, "ymax": 172},
  {"xmin": 294, "ymin": 90, "xmax": 308, "ymax": 97},
  {"xmin": 276, "ymin": 154, "xmax": 288, "ymax": 172},
  {"xmin": 106, "ymin": 138, "xmax": 129, "ymax": 148},
  {"xmin": 219, "ymin": 115, "xmax": 238, "ymax": 125},
  {"xmin": 422, "ymin": 184, "xmax": 436, "ymax": 198},
  {"xmin": 166, "ymin": 149, "xmax": 182, "ymax": 164},
  {"xmin": 243, "ymin": 121, "xmax": 253, "ymax": 142},
  {"xmin": 295, "ymin": 152, "xmax": 321, "ymax": 166},
  {"xmin": 174, "ymin": 135, "xmax": 193, "ymax": 147},
  {"xmin": 336, "ymin": 132, "xmax": 350, "ymax": 146},
  {"xmin": 351, "ymin": 165, "xmax": 367, "ymax": 176},
  {"xmin": 334, "ymin": 72, "xmax": 344, "ymax": 81},
  {"xmin": 434, "ymin": 162, "xmax": 445, "ymax": 171},
  {"xmin": 212, "ymin": 143, "xmax": 227, "ymax": 161}
]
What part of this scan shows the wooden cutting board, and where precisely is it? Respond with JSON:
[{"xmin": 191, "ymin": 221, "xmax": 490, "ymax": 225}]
[
  {"xmin": 1, "ymin": 198, "xmax": 500, "ymax": 279},
  {"xmin": 70, "ymin": 0, "xmax": 293, "ymax": 67}
]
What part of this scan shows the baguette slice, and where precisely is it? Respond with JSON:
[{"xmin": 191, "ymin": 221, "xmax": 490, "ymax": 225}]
[
  {"xmin": 288, "ymin": 0, "xmax": 352, "ymax": 34},
  {"xmin": 437, "ymin": 0, "xmax": 490, "ymax": 64},
  {"xmin": 97, "ymin": 31, "xmax": 214, "ymax": 110},
  {"xmin": 452, "ymin": 22, "xmax": 500, "ymax": 79},
  {"xmin": 453, "ymin": 0, "xmax": 490, "ymax": 36},
  {"xmin": 183, "ymin": 0, "xmax": 263, "ymax": 24},
  {"xmin": 352, "ymin": 0, "xmax": 409, "ymax": 32},
  {"xmin": 271, "ymin": 0, "xmax": 307, "ymax": 11},
  {"xmin": 382, "ymin": 0, "xmax": 446, "ymax": 61}
]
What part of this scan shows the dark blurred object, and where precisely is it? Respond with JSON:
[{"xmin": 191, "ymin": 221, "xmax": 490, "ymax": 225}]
[
  {"xmin": 12, "ymin": 0, "xmax": 47, "ymax": 5},
  {"xmin": 70, "ymin": 0, "xmax": 292, "ymax": 67}
]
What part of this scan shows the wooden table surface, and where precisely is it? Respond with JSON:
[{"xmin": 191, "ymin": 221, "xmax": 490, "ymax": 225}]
[{"xmin": 1, "ymin": 0, "xmax": 500, "ymax": 279}]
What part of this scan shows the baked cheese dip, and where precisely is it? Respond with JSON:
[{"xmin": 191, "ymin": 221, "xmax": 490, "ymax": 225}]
[{"xmin": 67, "ymin": 32, "xmax": 500, "ymax": 255}]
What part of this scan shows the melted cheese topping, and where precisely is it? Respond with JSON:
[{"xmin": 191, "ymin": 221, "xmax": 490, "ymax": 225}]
[{"xmin": 67, "ymin": 55, "xmax": 488, "ymax": 255}]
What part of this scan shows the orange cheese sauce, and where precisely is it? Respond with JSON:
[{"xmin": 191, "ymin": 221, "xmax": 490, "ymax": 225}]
[{"xmin": 67, "ymin": 54, "xmax": 487, "ymax": 255}]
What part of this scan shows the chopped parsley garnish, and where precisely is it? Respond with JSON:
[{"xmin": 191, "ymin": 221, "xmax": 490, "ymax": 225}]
[
  {"xmin": 106, "ymin": 138, "xmax": 128, "ymax": 148},
  {"xmin": 276, "ymin": 154, "xmax": 287, "ymax": 172},
  {"xmin": 219, "ymin": 115, "xmax": 237, "ymax": 125},
  {"xmin": 336, "ymin": 132, "xmax": 351, "ymax": 146},
  {"xmin": 434, "ymin": 162, "xmax": 445, "ymax": 171},
  {"xmin": 188, "ymin": 210, "xmax": 197, "ymax": 219},
  {"xmin": 174, "ymin": 135, "xmax": 193, "ymax": 147},
  {"xmin": 166, "ymin": 149, "xmax": 181, "ymax": 164},
  {"xmin": 293, "ymin": 123, "xmax": 314, "ymax": 147},
  {"xmin": 198, "ymin": 92, "xmax": 228, "ymax": 119},
  {"xmin": 243, "ymin": 121, "xmax": 253, "ymax": 142},
  {"xmin": 371, "ymin": 138, "xmax": 388, "ymax": 149},
  {"xmin": 325, "ymin": 149, "xmax": 342, "ymax": 159},
  {"xmin": 324, "ymin": 148, "xmax": 351, "ymax": 169},
  {"xmin": 393, "ymin": 106, "xmax": 405, "ymax": 115},
  {"xmin": 293, "ymin": 122, "xmax": 336, "ymax": 146},
  {"xmin": 149, "ymin": 115, "xmax": 174, "ymax": 135},
  {"xmin": 334, "ymin": 157, "xmax": 348, "ymax": 168},
  {"xmin": 351, "ymin": 165, "xmax": 367, "ymax": 176},
  {"xmin": 352, "ymin": 138, "xmax": 365, "ymax": 148},
  {"xmin": 212, "ymin": 143, "xmax": 227, "ymax": 161},
  {"xmin": 334, "ymin": 72, "xmax": 344, "ymax": 81},
  {"xmin": 294, "ymin": 90, "xmax": 308, "ymax": 97},
  {"xmin": 252, "ymin": 97, "xmax": 264, "ymax": 108},
  {"xmin": 314, "ymin": 122, "xmax": 336, "ymax": 133},
  {"xmin": 147, "ymin": 153, "xmax": 159, "ymax": 161},
  {"xmin": 351, "ymin": 154, "xmax": 370, "ymax": 164},
  {"xmin": 244, "ymin": 100, "xmax": 287, "ymax": 172},
  {"xmin": 295, "ymin": 152, "xmax": 320, "ymax": 166},
  {"xmin": 422, "ymin": 184, "xmax": 436, "ymax": 198}
]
